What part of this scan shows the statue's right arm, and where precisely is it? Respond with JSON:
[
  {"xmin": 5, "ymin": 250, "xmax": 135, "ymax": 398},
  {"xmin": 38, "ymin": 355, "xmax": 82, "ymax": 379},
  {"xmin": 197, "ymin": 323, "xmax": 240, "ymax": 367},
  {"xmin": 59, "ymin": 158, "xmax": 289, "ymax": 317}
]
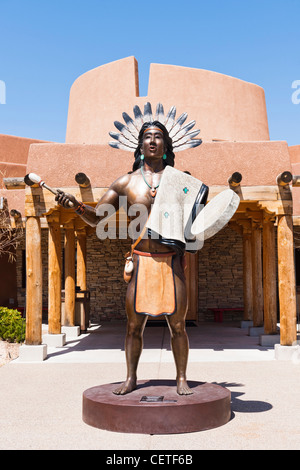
[{"xmin": 55, "ymin": 174, "xmax": 129, "ymax": 227}]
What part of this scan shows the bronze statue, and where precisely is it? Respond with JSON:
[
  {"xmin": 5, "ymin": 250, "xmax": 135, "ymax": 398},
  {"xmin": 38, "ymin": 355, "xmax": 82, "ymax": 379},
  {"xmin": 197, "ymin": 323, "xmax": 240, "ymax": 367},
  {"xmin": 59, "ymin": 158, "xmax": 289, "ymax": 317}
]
[{"xmin": 56, "ymin": 104, "xmax": 206, "ymax": 396}]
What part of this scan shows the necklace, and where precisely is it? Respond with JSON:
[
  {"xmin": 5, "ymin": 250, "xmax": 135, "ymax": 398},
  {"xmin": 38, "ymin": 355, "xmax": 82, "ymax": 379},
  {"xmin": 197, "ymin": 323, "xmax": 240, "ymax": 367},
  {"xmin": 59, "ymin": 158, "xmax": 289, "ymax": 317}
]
[{"xmin": 140, "ymin": 166, "xmax": 161, "ymax": 197}]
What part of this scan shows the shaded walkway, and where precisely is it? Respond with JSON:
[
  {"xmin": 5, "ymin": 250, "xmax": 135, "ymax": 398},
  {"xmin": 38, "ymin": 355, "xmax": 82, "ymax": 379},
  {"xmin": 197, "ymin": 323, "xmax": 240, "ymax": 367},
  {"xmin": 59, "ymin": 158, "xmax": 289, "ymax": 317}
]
[{"xmin": 30, "ymin": 321, "xmax": 277, "ymax": 364}]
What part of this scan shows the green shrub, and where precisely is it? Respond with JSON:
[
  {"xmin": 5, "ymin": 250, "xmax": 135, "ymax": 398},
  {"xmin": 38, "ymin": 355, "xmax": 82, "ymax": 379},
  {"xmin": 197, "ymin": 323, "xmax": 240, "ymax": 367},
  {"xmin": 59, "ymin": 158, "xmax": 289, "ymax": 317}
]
[{"xmin": 0, "ymin": 307, "xmax": 26, "ymax": 343}]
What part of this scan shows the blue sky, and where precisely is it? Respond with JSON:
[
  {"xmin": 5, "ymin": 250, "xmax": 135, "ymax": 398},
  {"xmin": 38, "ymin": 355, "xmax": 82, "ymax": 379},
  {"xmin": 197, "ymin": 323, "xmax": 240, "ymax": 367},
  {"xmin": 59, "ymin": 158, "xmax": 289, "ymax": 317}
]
[{"xmin": 0, "ymin": 0, "xmax": 299, "ymax": 145}]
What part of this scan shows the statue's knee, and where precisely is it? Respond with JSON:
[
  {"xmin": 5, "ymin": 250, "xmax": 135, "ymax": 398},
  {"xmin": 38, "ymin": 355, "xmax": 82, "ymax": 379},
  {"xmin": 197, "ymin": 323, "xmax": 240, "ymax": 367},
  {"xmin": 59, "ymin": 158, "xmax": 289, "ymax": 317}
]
[
  {"xmin": 169, "ymin": 320, "xmax": 185, "ymax": 338},
  {"xmin": 127, "ymin": 321, "xmax": 144, "ymax": 338}
]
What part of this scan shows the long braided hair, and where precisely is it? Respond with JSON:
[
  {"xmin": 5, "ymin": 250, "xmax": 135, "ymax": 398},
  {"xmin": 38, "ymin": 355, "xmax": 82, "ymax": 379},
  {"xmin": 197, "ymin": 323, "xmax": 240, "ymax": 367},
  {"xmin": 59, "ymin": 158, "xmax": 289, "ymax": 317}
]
[{"xmin": 132, "ymin": 121, "xmax": 175, "ymax": 171}]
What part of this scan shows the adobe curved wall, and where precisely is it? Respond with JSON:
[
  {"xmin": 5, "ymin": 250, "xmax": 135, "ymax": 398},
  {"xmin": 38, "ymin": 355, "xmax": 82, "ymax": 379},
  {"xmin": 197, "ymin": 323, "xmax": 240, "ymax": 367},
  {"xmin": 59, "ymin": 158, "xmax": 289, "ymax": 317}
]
[{"xmin": 65, "ymin": 56, "xmax": 270, "ymax": 144}]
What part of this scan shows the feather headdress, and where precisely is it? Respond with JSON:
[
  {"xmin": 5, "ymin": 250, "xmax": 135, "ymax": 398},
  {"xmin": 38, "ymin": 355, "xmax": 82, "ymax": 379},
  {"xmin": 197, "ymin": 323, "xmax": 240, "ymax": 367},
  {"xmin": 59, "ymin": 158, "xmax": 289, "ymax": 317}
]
[{"xmin": 109, "ymin": 102, "xmax": 202, "ymax": 152}]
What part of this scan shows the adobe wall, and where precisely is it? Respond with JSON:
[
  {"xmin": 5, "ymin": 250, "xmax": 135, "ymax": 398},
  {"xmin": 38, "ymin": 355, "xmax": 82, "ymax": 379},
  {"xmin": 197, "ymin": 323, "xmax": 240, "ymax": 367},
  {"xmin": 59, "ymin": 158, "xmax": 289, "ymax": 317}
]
[
  {"xmin": 26, "ymin": 140, "xmax": 292, "ymax": 190},
  {"xmin": 0, "ymin": 134, "xmax": 47, "ymax": 217},
  {"xmin": 289, "ymin": 145, "xmax": 300, "ymax": 163},
  {"xmin": 0, "ymin": 134, "xmax": 46, "ymax": 181},
  {"xmin": 65, "ymin": 56, "xmax": 270, "ymax": 145}
]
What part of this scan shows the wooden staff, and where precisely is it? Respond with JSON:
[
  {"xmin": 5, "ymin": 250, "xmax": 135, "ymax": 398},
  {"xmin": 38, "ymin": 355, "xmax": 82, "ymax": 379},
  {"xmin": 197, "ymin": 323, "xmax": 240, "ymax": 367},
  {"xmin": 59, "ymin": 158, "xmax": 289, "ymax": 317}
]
[{"xmin": 24, "ymin": 173, "xmax": 74, "ymax": 207}]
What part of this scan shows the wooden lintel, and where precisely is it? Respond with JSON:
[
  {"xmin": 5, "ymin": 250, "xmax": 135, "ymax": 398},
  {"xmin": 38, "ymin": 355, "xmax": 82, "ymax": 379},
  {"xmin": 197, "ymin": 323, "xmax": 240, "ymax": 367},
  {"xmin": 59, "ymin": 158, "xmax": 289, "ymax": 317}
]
[
  {"xmin": 245, "ymin": 210, "xmax": 263, "ymax": 223},
  {"xmin": 46, "ymin": 210, "xmax": 60, "ymax": 224},
  {"xmin": 258, "ymin": 200, "xmax": 293, "ymax": 216}
]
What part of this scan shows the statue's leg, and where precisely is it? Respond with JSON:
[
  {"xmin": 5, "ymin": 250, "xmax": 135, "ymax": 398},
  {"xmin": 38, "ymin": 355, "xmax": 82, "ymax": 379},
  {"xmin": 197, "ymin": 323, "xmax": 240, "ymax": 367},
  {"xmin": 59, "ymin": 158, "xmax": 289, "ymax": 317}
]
[
  {"xmin": 166, "ymin": 313, "xmax": 192, "ymax": 395},
  {"xmin": 113, "ymin": 276, "xmax": 148, "ymax": 395},
  {"xmin": 165, "ymin": 257, "xmax": 192, "ymax": 395}
]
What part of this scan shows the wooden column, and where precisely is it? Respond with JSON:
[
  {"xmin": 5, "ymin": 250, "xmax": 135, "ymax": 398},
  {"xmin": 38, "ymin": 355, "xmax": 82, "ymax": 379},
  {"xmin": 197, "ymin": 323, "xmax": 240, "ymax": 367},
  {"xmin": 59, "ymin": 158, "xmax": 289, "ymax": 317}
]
[
  {"xmin": 185, "ymin": 252, "xmax": 199, "ymax": 321},
  {"xmin": 242, "ymin": 221, "xmax": 253, "ymax": 321},
  {"xmin": 76, "ymin": 227, "xmax": 87, "ymax": 291},
  {"xmin": 251, "ymin": 221, "xmax": 264, "ymax": 327},
  {"xmin": 25, "ymin": 216, "xmax": 42, "ymax": 345},
  {"xmin": 47, "ymin": 212, "xmax": 62, "ymax": 335},
  {"xmin": 64, "ymin": 220, "xmax": 76, "ymax": 326},
  {"xmin": 277, "ymin": 214, "xmax": 297, "ymax": 345},
  {"xmin": 263, "ymin": 214, "xmax": 277, "ymax": 334}
]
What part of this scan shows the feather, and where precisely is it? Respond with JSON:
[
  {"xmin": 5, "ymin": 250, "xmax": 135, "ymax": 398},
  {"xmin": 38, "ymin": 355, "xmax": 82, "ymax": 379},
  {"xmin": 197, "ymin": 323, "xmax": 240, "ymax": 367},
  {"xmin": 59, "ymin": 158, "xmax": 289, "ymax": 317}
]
[
  {"xmin": 114, "ymin": 121, "xmax": 138, "ymax": 144},
  {"xmin": 133, "ymin": 105, "xmax": 144, "ymax": 130},
  {"xmin": 169, "ymin": 112, "xmax": 188, "ymax": 139},
  {"xmin": 173, "ymin": 139, "xmax": 202, "ymax": 152},
  {"xmin": 155, "ymin": 103, "xmax": 165, "ymax": 123},
  {"xmin": 109, "ymin": 141, "xmax": 135, "ymax": 152},
  {"xmin": 171, "ymin": 129, "xmax": 200, "ymax": 147},
  {"xmin": 171, "ymin": 120, "xmax": 196, "ymax": 142},
  {"xmin": 122, "ymin": 112, "xmax": 139, "ymax": 138},
  {"xmin": 164, "ymin": 106, "xmax": 176, "ymax": 132},
  {"xmin": 109, "ymin": 131, "xmax": 137, "ymax": 148},
  {"xmin": 143, "ymin": 102, "xmax": 153, "ymax": 123}
]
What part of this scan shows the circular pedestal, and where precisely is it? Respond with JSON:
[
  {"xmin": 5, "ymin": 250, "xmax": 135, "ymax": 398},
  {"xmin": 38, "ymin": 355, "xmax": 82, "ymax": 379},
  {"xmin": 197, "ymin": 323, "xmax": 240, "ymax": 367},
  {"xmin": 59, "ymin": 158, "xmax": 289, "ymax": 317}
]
[{"xmin": 82, "ymin": 380, "xmax": 231, "ymax": 434}]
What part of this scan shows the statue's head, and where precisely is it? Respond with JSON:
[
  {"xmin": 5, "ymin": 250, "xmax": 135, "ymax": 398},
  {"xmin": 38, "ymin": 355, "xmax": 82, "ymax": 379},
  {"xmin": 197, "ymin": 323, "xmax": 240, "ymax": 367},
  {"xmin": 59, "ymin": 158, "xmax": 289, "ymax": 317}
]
[{"xmin": 133, "ymin": 121, "xmax": 175, "ymax": 171}]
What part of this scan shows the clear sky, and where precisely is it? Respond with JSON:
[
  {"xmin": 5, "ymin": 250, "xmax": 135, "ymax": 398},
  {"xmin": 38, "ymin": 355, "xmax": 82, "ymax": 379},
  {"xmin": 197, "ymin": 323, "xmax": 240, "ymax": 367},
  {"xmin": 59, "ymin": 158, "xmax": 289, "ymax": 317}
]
[{"xmin": 0, "ymin": 0, "xmax": 299, "ymax": 146}]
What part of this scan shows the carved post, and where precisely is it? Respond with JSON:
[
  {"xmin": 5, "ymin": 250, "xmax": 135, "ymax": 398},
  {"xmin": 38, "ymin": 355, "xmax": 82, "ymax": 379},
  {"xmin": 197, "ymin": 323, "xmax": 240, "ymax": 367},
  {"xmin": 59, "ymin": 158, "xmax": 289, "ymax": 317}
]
[
  {"xmin": 262, "ymin": 213, "xmax": 277, "ymax": 334},
  {"xmin": 25, "ymin": 216, "xmax": 42, "ymax": 345},
  {"xmin": 277, "ymin": 214, "xmax": 297, "ymax": 345},
  {"xmin": 251, "ymin": 220, "xmax": 264, "ymax": 327},
  {"xmin": 64, "ymin": 220, "xmax": 76, "ymax": 326},
  {"xmin": 47, "ymin": 212, "xmax": 62, "ymax": 334}
]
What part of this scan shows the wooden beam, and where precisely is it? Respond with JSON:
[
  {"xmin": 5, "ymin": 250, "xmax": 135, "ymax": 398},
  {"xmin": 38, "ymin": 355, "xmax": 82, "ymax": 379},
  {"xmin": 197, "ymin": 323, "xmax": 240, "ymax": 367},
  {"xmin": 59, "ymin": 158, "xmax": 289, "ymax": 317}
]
[
  {"xmin": 25, "ymin": 216, "xmax": 42, "ymax": 345},
  {"xmin": 76, "ymin": 227, "xmax": 87, "ymax": 291},
  {"xmin": 251, "ymin": 222, "xmax": 264, "ymax": 327},
  {"xmin": 241, "ymin": 221, "xmax": 253, "ymax": 321},
  {"xmin": 3, "ymin": 177, "xmax": 26, "ymax": 190},
  {"xmin": 228, "ymin": 172, "xmax": 242, "ymax": 187},
  {"xmin": 277, "ymin": 171, "xmax": 292, "ymax": 187},
  {"xmin": 277, "ymin": 214, "xmax": 297, "ymax": 345},
  {"xmin": 10, "ymin": 209, "xmax": 21, "ymax": 219},
  {"xmin": 75, "ymin": 172, "xmax": 91, "ymax": 188},
  {"xmin": 64, "ymin": 220, "xmax": 76, "ymax": 326},
  {"xmin": 47, "ymin": 212, "xmax": 62, "ymax": 335},
  {"xmin": 263, "ymin": 215, "xmax": 277, "ymax": 334},
  {"xmin": 185, "ymin": 252, "xmax": 199, "ymax": 321}
]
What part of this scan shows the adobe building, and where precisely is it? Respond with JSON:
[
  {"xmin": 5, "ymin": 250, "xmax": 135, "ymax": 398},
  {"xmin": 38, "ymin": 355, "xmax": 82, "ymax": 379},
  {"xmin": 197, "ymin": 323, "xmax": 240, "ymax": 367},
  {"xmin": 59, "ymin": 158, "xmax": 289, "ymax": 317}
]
[{"xmin": 0, "ymin": 56, "xmax": 300, "ymax": 360}]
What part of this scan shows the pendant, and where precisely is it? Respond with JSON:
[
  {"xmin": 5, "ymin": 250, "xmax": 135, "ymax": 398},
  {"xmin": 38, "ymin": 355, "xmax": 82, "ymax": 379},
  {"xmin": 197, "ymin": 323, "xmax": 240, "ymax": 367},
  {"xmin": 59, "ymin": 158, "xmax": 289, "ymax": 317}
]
[{"xmin": 150, "ymin": 187, "xmax": 157, "ymax": 197}]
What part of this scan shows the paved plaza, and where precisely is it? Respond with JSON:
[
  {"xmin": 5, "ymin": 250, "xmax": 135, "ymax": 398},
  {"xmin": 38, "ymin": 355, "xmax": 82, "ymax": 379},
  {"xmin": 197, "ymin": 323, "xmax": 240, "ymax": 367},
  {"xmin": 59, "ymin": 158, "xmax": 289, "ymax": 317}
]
[{"xmin": 0, "ymin": 321, "xmax": 299, "ymax": 450}]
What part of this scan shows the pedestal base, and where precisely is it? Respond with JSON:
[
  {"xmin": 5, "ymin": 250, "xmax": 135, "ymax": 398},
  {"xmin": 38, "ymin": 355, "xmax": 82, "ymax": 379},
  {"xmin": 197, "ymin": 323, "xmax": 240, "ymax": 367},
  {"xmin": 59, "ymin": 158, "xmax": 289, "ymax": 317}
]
[
  {"xmin": 82, "ymin": 380, "xmax": 231, "ymax": 434},
  {"xmin": 18, "ymin": 344, "xmax": 47, "ymax": 362},
  {"xmin": 61, "ymin": 326, "xmax": 80, "ymax": 338},
  {"xmin": 275, "ymin": 344, "xmax": 300, "ymax": 361},
  {"xmin": 248, "ymin": 326, "xmax": 264, "ymax": 336},
  {"xmin": 42, "ymin": 333, "xmax": 66, "ymax": 347},
  {"xmin": 240, "ymin": 320, "xmax": 253, "ymax": 328}
]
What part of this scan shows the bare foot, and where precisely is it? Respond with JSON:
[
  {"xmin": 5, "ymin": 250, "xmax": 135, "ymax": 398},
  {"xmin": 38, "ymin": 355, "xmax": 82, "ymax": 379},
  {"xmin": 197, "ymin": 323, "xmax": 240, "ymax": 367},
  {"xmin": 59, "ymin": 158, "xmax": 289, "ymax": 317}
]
[
  {"xmin": 177, "ymin": 377, "xmax": 193, "ymax": 395},
  {"xmin": 113, "ymin": 377, "xmax": 137, "ymax": 395}
]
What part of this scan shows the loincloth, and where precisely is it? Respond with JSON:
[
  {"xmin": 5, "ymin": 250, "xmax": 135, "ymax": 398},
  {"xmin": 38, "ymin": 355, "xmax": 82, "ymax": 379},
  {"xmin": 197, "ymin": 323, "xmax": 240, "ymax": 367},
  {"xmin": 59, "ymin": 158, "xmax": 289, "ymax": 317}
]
[{"xmin": 133, "ymin": 250, "xmax": 177, "ymax": 317}]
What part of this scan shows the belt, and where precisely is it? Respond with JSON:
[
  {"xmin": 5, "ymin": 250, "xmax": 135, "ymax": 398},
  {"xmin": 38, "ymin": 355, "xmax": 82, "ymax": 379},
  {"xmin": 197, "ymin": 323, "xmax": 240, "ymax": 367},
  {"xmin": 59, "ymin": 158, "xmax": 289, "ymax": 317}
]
[{"xmin": 133, "ymin": 249, "xmax": 176, "ymax": 258}]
